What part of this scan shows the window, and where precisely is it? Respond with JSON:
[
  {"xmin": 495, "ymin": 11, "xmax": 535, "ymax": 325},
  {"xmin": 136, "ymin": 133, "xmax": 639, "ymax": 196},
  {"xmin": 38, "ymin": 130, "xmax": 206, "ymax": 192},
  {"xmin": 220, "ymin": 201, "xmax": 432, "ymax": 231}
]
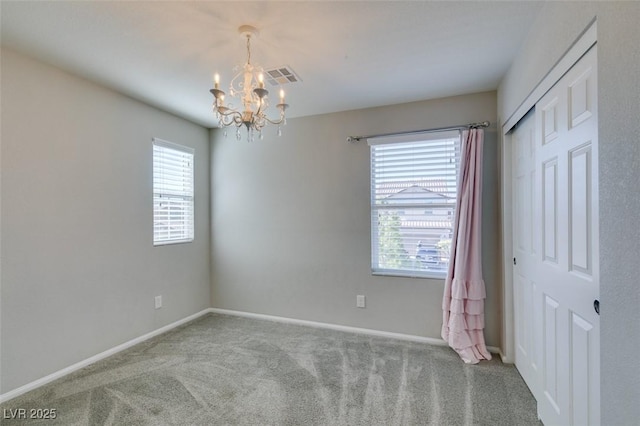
[
  {"xmin": 153, "ymin": 138, "xmax": 194, "ymax": 245},
  {"xmin": 370, "ymin": 130, "xmax": 460, "ymax": 278}
]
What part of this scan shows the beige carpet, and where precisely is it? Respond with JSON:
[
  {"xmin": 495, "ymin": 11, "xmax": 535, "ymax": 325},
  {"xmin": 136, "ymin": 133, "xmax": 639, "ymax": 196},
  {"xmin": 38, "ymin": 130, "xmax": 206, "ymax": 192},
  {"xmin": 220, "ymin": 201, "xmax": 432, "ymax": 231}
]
[{"xmin": 1, "ymin": 313, "xmax": 540, "ymax": 425}]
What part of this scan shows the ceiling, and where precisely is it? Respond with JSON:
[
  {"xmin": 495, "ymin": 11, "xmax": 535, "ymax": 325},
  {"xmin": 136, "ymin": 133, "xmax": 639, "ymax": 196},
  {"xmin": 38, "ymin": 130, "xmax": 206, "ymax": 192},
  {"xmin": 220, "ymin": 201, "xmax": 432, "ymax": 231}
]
[{"xmin": 1, "ymin": 1, "xmax": 544, "ymax": 128}]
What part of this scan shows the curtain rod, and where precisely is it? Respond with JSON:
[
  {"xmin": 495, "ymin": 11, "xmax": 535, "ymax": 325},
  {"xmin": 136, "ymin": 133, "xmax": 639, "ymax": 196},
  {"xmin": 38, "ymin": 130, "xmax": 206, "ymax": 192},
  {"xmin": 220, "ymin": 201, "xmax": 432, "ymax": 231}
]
[{"xmin": 346, "ymin": 121, "xmax": 490, "ymax": 143}]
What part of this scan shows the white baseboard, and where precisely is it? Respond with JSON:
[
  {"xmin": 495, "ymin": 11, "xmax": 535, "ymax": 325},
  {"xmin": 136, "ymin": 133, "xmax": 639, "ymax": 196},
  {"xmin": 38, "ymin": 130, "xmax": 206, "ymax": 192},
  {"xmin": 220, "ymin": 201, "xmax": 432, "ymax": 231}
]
[
  {"xmin": 498, "ymin": 350, "xmax": 512, "ymax": 364},
  {"xmin": 210, "ymin": 307, "xmax": 449, "ymax": 346},
  {"xmin": 0, "ymin": 309, "xmax": 211, "ymax": 404},
  {"xmin": 209, "ymin": 307, "xmax": 502, "ymax": 356}
]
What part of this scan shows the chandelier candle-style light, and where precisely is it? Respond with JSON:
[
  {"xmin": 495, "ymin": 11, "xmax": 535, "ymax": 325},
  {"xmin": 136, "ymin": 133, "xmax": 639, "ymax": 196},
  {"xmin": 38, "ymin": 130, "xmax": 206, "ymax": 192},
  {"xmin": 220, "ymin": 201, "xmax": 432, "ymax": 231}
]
[{"xmin": 210, "ymin": 25, "xmax": 289, "ymax": 141}]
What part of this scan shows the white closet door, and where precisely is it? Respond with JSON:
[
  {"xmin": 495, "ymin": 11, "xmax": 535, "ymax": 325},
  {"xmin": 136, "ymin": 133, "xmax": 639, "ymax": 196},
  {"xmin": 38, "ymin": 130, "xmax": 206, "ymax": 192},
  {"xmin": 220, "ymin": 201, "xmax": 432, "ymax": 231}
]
[
  {"xmin": 533, "ymin": 46, "xmax": 600, "ymax": 426},
  {"xmin": 512, "ymin": 109, "xmax": 540, "ymax": 398}
]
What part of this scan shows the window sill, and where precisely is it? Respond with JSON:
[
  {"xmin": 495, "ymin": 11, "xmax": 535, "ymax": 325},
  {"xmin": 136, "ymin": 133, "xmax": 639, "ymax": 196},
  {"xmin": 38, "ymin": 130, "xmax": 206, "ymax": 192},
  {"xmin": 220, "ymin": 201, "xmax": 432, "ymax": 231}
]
[
  {"xmin": 372, "ymin": 270, "xmax": 447, "ymax": 280},
  {"xmin": 153, "ymin": 238, "xmax": 194, "ymax": 247}
]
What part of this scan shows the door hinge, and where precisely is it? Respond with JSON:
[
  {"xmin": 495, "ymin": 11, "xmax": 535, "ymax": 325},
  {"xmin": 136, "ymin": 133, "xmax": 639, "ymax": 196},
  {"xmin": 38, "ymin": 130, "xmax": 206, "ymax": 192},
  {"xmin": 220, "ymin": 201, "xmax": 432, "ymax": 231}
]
[{"xmin": 513, "ymin": 257, "xmax": 517, "ymax": 266}]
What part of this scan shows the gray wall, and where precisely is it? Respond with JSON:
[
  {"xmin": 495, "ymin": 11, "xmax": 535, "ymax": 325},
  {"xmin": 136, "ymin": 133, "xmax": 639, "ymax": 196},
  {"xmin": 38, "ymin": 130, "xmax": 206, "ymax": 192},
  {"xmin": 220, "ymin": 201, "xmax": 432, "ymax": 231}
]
[
  {"xmin": 210, "ymin": 91, "xmax": 501, "ymax": 346},
  {"xmin": 0, "ymin": 48, "xmax": 211, "ymax": 394},
  {"xmin": 498, "ymin": 3, "xmax": 640, "ymax": 424}
]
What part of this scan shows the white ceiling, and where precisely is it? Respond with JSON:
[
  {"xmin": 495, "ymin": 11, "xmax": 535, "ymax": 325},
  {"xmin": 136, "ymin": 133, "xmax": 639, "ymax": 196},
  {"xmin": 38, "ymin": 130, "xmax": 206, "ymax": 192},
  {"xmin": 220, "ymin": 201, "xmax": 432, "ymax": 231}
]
[{"xmin": 1, "ymin": 1, "xmax": 544, "ymax": 128}]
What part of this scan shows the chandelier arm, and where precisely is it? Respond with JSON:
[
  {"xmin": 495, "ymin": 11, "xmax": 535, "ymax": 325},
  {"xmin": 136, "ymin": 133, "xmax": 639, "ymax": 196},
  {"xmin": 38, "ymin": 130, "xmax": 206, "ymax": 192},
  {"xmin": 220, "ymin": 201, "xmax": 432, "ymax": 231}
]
[
  {"xmin": 263, "ymin": 106, "xmax": 287, "ymax": 125},
  {"xmin": 255, "ymin": 100, "xmax": 266, "ymax": 117},
  {"xmin": 233, "ymin": 114, "xmax": 244, "ymax": 127},
  {"xmin": 217, "ymin": 109, "xmax": 241, "ymax": 117},
  {"xmin": 263, "ymin": 116, "xmax": 285, "ymax": 126},
  {"xmin": 216, "ymin": 109, "xmax": 243, "ymax": 127},
  {"xmin": 219, "ymin": 116, "xmax": 236, "ymax": 127}
]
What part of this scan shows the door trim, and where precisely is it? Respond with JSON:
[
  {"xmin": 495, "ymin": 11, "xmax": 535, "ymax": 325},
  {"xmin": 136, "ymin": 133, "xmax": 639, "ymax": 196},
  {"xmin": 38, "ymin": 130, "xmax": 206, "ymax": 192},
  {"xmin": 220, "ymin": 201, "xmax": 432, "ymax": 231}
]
[
  {"xmin": 502, "ymin": 19, "xmax": 597, "ymax": 133},
  {"xmin": 500, "ymin": 20, "xmax": 597, "ymax": 363}
]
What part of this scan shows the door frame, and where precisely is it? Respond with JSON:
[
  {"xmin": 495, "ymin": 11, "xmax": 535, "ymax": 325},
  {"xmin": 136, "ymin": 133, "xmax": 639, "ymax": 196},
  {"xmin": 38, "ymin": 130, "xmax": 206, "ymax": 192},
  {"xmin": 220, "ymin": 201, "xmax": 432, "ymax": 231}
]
[{"xmin": 500, "ymin": 20, "xmax": 597, "ymax": 363}]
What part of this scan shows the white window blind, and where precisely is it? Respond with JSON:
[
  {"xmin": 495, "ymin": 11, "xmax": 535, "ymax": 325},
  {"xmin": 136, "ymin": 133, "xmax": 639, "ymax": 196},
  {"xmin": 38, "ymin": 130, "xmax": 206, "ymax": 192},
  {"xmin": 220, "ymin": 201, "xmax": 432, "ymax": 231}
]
[
  {"xmin": 370, "ymin": 130, "xmax": 460, "ymax": 278},
  {"xmin": 153, "ymin": 138, "xmax": 194, "ymax": 246}
]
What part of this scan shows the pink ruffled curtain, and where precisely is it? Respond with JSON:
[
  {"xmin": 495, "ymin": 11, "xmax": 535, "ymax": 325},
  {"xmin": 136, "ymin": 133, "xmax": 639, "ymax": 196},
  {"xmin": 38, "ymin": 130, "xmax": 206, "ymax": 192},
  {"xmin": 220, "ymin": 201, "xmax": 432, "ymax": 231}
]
[{"xmin": 441, "ymin": 128, "xmax": 491, "ymax": 364}]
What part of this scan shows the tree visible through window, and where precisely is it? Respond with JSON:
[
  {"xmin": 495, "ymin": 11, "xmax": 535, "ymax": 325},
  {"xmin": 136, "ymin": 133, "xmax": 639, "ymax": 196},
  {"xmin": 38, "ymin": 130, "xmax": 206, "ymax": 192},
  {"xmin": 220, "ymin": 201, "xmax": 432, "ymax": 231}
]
[
  {"xmin": 370, "ymin": 130, "xmax": 460, "ymax": 278},
  {"xmin": 153, "ymin": 138, "xmax": 194, "ymax": 246}
]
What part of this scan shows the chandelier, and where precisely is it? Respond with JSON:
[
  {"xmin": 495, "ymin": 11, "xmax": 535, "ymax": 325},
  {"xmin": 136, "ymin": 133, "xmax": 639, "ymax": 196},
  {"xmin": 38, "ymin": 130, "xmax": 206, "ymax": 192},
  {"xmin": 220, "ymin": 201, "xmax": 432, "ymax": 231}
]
[{"xmin": 210, "ymin": 25, "xmax": 289, "ymax": 142}]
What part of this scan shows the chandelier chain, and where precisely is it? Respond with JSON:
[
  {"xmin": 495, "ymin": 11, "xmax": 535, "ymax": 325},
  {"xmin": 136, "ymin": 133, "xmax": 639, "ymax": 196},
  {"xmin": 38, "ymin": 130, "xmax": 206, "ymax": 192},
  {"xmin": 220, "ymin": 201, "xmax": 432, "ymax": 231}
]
[{"xmin": 246, "ymin": 35, "xmax": 251, "ymax": 65}]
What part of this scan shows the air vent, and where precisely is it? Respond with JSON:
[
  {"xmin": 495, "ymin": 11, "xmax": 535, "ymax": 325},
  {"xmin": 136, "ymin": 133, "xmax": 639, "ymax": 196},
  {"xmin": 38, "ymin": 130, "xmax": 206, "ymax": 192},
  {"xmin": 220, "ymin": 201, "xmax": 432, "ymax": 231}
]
[{"xmin": 264, "ymin": 66, "xmax": 302, "ymax": 86}]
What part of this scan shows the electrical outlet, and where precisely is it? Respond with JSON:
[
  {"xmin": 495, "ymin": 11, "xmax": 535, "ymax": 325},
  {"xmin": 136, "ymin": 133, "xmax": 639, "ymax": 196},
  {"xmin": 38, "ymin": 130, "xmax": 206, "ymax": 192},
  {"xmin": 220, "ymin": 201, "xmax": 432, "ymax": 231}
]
[
  {"xmin": 154, "ymin": 295, "xmax": 162, "ymax": 309},
  {"xmin": 356, "ymin": 295, "xmax": 366, "ymax": 308}
]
